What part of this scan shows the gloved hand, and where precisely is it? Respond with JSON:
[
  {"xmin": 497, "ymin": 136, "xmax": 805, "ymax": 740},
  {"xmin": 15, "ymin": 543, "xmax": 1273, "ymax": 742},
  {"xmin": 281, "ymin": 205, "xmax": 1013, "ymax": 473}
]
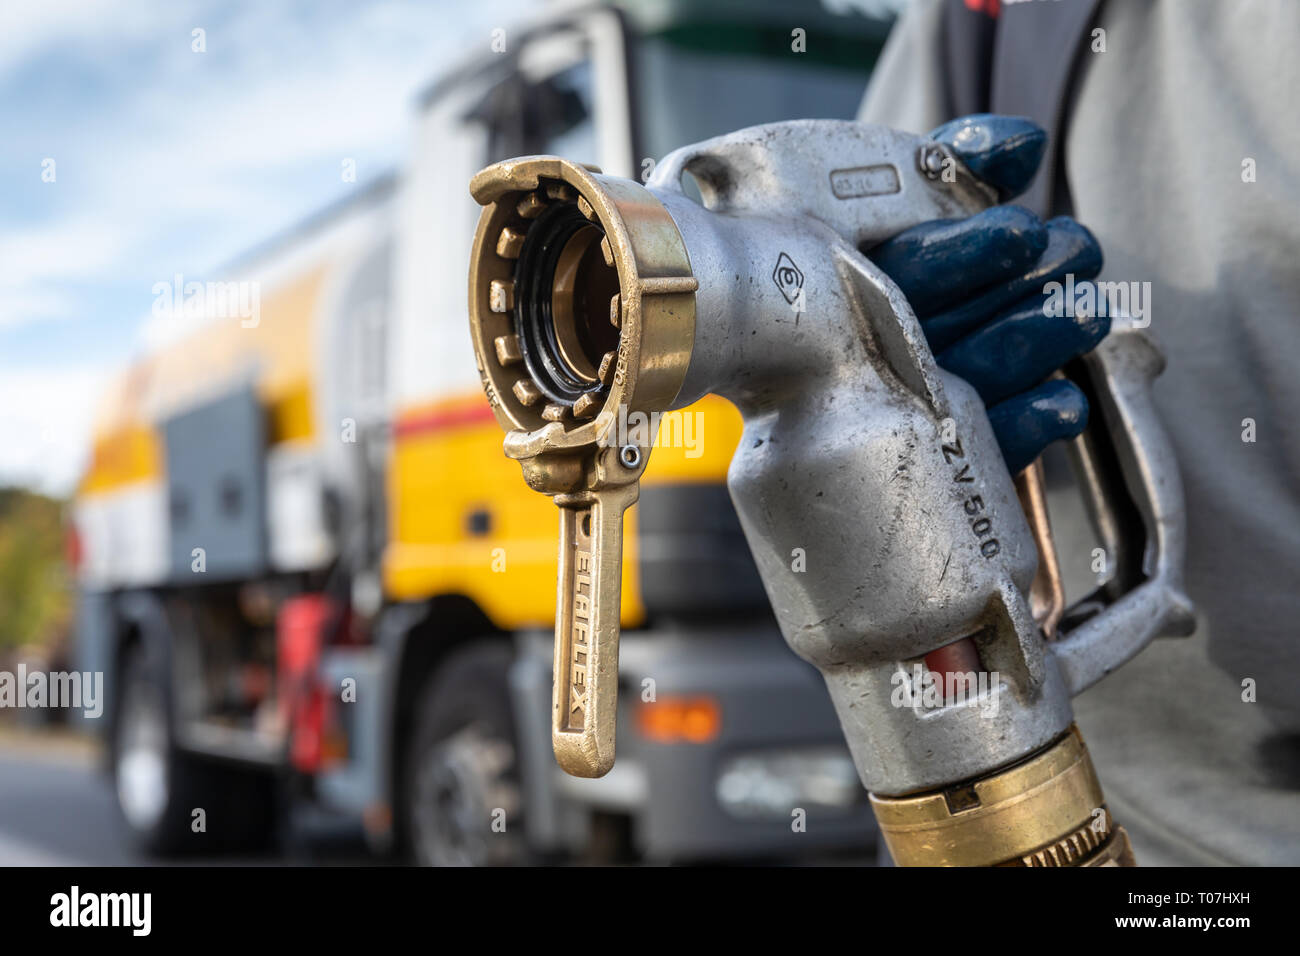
[{"xmin": 868, "ymin": 114, "xmax": 1109, "ymax": 473}]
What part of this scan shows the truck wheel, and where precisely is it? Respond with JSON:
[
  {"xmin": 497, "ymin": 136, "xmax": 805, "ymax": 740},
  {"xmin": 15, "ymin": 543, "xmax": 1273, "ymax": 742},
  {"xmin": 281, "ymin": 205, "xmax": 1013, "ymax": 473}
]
[
  {"xmin": 404, "ymin": 643, "xmax": 527, "ymax": 866},
  {"xmin": 112, "ymin": 645, "xmax": 275, "ymax": 856}
]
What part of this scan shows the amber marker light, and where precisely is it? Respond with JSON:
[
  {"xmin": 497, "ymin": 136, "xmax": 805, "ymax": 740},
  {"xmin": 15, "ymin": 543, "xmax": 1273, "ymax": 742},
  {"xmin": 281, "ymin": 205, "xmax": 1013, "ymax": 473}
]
[{"xmin": 636, "ymin": 696, "xmax": 721, "ymax": 744}]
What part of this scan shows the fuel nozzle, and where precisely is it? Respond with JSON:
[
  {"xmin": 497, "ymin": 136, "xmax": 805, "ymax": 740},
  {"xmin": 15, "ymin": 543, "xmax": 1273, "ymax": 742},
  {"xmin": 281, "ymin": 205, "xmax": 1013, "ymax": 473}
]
[{"xmin": 467, "ymin": 122, "xmax": 1192, "ymax": 866}]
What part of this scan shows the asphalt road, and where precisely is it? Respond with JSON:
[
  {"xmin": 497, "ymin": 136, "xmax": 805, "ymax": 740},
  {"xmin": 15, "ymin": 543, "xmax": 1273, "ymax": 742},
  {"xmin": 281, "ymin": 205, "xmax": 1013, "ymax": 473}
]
[
  {"xmin": 0, "ymin": 726, "xmax": 880, "ymax": 867},
  {"xmin": 0, "ymin": 726, "xmax": 375, "ymax": 866}
]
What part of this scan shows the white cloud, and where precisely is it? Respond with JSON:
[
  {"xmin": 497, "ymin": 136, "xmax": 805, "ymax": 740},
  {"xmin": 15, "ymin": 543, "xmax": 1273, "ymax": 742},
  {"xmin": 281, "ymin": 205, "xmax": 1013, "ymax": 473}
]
[
  {"xmin": 0, "ymin": 216, "xmax": 123, "ymax": 281},
  {"xmin": 0, "ymin": 0, "xmax": 165, "ymax": 76},
  {"xmin": 0, "ymin": 362, "xmax": 115, "ymax": 495},
  {"xmin": 0, "ymin": 217, "xmax": 128, "ymax": 327},
  {"xmin": 0, "ymin": 289, "xmax": 80, "ymax": 326},
  {"xmin": 4, "ymin": 0, "xmax": 513, "ymax": 333},
  {"xmin": 1, "ymin": 0, "xmax": 524, "ymax": 493}
]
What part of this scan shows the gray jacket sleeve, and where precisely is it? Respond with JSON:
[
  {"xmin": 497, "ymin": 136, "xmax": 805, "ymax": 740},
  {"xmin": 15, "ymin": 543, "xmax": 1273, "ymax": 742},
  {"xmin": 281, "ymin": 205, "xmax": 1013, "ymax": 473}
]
[{"xmin": 856, "ymin": 0, "xmax": 952, "ymax": 133}]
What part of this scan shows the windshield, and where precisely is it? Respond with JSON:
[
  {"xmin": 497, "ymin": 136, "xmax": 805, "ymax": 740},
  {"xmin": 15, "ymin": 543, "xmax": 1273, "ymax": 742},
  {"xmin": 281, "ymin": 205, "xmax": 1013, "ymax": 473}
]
[{"xmin": 630, "ymin": 23, "xmax": 888, "ymax": 162}]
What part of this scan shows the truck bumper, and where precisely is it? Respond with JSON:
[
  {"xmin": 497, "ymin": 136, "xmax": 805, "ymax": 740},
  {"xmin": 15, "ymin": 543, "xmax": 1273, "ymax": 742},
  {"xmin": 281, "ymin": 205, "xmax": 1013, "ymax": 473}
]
[{"xmin": 511, "ymin": 622, "xmax": 878, "ymax": 861}]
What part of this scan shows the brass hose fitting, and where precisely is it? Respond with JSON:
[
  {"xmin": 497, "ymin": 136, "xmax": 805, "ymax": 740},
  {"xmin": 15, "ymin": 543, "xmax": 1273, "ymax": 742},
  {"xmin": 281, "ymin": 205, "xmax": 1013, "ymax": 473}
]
[
  {"xmin": 469, "ymin": 156, "xmax": 696, "ymax": 440},
  {"xmin": 468, "ymin": 156, "xmax": 696, "ymax": 777},
  {"xmin": 871, "ymin": 726, "xmax": 1135, "ymax": 866}
]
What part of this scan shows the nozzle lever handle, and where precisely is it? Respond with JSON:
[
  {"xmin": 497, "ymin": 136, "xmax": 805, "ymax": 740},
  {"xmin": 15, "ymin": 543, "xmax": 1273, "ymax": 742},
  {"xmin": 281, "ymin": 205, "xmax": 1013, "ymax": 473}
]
[{"xmin": 551, "ymin": 483, "xmax": 638, "ymax": 777}]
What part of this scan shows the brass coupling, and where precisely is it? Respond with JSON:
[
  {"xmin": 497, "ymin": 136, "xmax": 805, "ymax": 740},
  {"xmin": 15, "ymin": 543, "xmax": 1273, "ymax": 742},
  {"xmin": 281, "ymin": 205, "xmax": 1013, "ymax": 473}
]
[
  {"xmin": 870, "ymin": 725, "xmax": 1136, "ymax": 867},
  {"xmin": 466, "ymin": 156, "xmax": 697, "ymax": 777},
  {"xmin": 467, "ymin": 155, "xmax": 697, "ymax": 461}
]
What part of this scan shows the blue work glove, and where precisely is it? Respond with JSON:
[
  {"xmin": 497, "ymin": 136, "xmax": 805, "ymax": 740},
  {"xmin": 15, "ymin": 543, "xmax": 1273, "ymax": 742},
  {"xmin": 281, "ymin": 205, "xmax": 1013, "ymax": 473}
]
[{"xmin": 868, "ymin": 114, "xmax": 1109, "ymax": 473}]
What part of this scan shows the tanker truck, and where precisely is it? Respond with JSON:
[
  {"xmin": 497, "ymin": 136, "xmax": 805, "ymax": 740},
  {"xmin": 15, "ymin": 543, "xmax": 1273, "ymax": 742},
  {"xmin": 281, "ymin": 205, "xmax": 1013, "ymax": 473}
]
[{"xmin": 71, "ymin": 0, "xmax": 890, "ymax": 864}]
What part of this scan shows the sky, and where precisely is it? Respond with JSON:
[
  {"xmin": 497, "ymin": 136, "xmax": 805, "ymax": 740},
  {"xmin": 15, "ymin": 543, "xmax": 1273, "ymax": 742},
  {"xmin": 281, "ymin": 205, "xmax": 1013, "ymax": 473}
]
[{"xmin": 0, "ymin": 0, "xmax": 521, "ymax": 495}]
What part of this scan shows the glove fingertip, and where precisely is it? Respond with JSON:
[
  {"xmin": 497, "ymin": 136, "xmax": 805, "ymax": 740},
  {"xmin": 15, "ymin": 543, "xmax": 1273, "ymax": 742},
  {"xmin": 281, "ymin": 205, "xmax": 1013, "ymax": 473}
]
[
  {"xmin": 1045, "ymin": 217, "xmax": 1105, "ymax": 277},
  {"xmin": 927, "ymin": 114, "xmax": 1047, "ymax": 201},
  {"xmin": 988, "ymin": 380, "xmax": 1089, "ymax": 473},
  {"xmin": 1070, "ymin": 281, "xmax": 1114, "ymax": 346}
]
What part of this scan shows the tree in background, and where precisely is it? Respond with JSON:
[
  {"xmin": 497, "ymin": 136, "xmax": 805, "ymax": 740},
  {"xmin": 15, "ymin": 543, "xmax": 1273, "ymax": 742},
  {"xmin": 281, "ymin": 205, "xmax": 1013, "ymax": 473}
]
[{"xmin": 0, "ymin": 487, "xmax": 72, "ymax": 653}]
